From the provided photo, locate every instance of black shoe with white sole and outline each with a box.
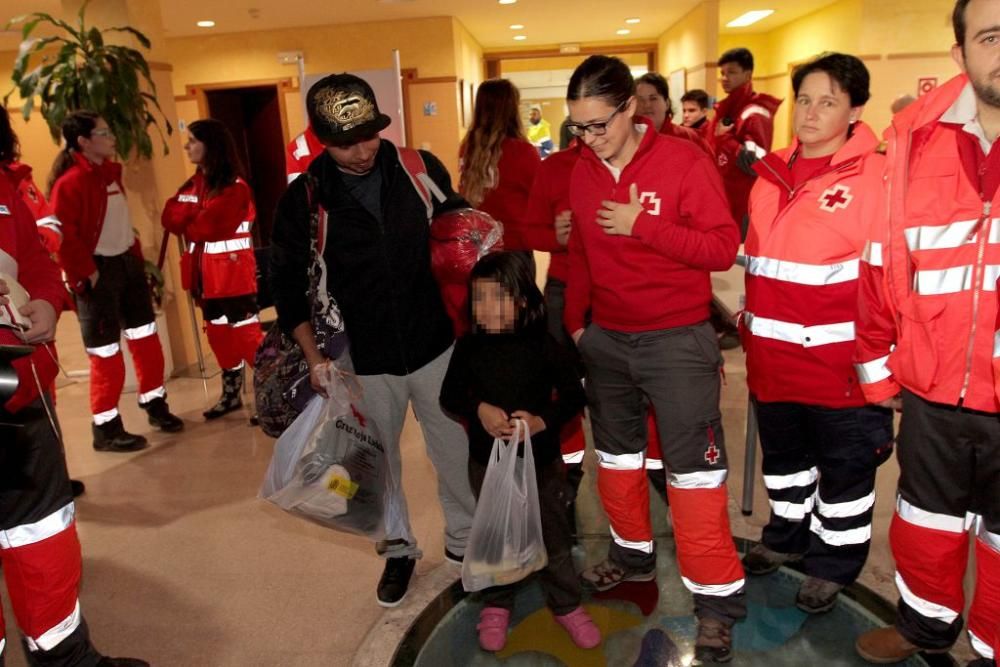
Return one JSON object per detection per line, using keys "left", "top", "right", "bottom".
{"left": 377, "top": 556, "right": 416, "bottom": 607}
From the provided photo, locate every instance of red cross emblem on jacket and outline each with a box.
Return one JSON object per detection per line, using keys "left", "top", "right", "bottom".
{"left": 819, "top": 184, "right": 854, "bottom": 213}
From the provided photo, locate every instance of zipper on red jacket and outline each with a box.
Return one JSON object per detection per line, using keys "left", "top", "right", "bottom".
{"left": 959, "top": 197, "right": 992, "bottom": 402}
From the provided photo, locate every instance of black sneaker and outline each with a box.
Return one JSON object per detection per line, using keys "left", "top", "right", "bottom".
{"left": 377, "top": 557, "right": 416, "bottom": 607}
{"left": 92, "top": 417, "right": 148, "bottom": 452}
{"left": 141, "top": 397, "right": 184, "bottom": 433}
{"left": 444, "top": 549, "right": 464, "bottom": 566}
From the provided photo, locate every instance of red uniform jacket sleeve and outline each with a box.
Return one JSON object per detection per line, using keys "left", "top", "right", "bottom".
{"left": 12, "top": 196, "right": 64, "bottom": 312}
{"left": 854, "top": 224, "right": 901, "bottom": 403}
{"left": 564, "top": 210, "right": 592, "bottom": 335}
{"left": 631, "top": 155, "right": 739, "bottom": 271}
{"left": 162, "top": 178, "right": 251, "bottom": 242}
{"left": 50, "top": 173, "right": 97, "bottom": 285}
{"left": 520, "top": 166, "right": 563, "bottom": 253}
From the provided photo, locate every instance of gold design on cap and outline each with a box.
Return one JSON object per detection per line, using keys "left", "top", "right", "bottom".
{"left": 315, "top": 87, "right": 376, "bottom": 132}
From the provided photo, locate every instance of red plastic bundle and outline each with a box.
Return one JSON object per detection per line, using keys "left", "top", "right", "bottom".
{"left": 429, "top": 208, "right": 504, "bottom": 336}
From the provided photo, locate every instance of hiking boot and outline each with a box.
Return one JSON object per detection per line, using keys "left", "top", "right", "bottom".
{"left": 96, "top": 659, "right": 150, "bottom": 667}
{"left": 554, "top": 606, "right": 601, "bottom": 649}
{"left": 742, "top": 542, "right": 802, "bottom": 575}
{"left": 580, "top": 558, "right": 656, "bottom": 592}
{"left": 796, "top": 576, "right": 844, "bottom": 614}
{"left": 376, "top": 556, "right": 416, "bottom": 607}
{"left": 141, "top": 397, "right": 184, "bottom": 433}
{"left": 92, "top": 417, "right": 148, "bottom": 452}
{"left": 694, "top": 616, "right": 733, "bottom": 663}
{"left": 477, "top": 606, "right": 510, "bottom": 651}
{"left": 203, "top": 368, "right": 243, "bottom": 420}
{"left": 855, "top": 627, "right": 950, "bottom": 664}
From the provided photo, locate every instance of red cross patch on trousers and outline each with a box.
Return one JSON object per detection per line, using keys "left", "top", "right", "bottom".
{"left": 819, "top": 184, "right": 854, "bottom": 213}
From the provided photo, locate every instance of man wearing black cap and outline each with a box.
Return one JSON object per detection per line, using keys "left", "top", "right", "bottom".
{"left": 270, "top": 73, "right": 476, "bottom": 607}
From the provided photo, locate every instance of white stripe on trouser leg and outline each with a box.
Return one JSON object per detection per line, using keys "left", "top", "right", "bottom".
{"left": 896, "top": 495, "right": 973, "bottom": 533}
{"left": 562, "top": 451, "right": 584, "bottom": 465}
{"left": 233, "top": 316, "right": 259, "bottom": 328}
{"left": 681, "top": 577, "right": 746, "bottom": 597}
{"left": 138, "top": 387, "right": 166, "bottom": 405}
{"left": 596, "top": 450, "right": 645, "bottom": 470}
{"left": 969, "top": 631, "right": 995, "bottom": 660}
{"left": 0, "top": 637, "right": 5, "bottom": 656}
{"left": 209, "top": 315, "right": 229, "bottom": 325}
{"left": 0, "top": 503, "right": 75, "bottom": 549}
{"left": 122, "top": 322, "right": 157, "bottom": 340}
{"left": 817, "top": 492, "right": 875, "bottom": 518}
{"left": 895, "top": 572, "right": 961, "bottom": 624}
{"left": 609, "top": 526, "right": 654, "bottom": 554}
{"left": 645, "top": 457, "right": 664, "bottom": 470}
{"left": 24, "top": 600, "right": 81, "bottom": 652}
{"left": 226, "top": 360, "right": 246, "bottom": 372}
{"left": 770, "top": 496, "right": 815, "bottom": 520}
{"left": 810, "top": 515, "right": 871, "bottom": 546}
{"left": 669, "top": 470, "right": 728, "bottom": 489}
{"left": 763, "top": 467, "right": 818, "bottom": 491}
{"left": 975, "top": 516, "right": 1000, "bottom": 553}
{"left": 85, "top": 342, "right": 120, "bottom": 358}
{"left": 93, "top": 408, "right": 119, "bottom": 425}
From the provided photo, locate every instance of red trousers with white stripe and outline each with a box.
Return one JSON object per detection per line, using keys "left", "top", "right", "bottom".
{"left": 891, "top": 390, "right": 1000, "bottom": 659}
{"left": 201, "top": 295, "right": 264, "bottom": 371}
{"left": 0, "top": 399, "right": 102, "bottom": 665}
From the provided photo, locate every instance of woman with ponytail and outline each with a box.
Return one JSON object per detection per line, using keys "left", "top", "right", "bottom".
{"left": 49, "top": 110, "right": 183, "bottom": 452}
{"left": 162, "top": 119, "right": 262, "bottom": 419}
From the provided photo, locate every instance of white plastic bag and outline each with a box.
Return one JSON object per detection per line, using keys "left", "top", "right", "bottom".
{"left": 260, "top": 363, "right": 387, "bottom": 539}
{"left": 462, "top": 420, "right": 548, "bottom": 592}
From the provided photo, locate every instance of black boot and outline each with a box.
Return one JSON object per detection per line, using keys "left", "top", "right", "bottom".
{"left": 203, "top": 367, "right": 243, "bottom": 420}
{"left": 141, "top": 396, "right": 184, "bottom": 432}
{"left": 92, "top": 416, "right": 148, "bottom": 452}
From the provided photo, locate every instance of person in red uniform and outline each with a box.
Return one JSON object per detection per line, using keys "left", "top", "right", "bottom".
{"left": 854, "top": 1, "right": 1000, "bottom": 664}
{"left": 564, "top": 55, "right": 743, "bottom": 662}
{"left": 0, "top": 109, "right": 147, "bottom": 667}
{"left": 48, "top": 111, "right": 183, "bottom": 452}
{"left": 459, "top": 79, "right": 541, "bottom": 258}
{"left": 162, "top": 119, "right": 263, "bottom": 419}
{"left": 709, "top": 48, "right": 783, "bottom": 234}
{"left": 740, "top": 53, "right": 893, "bottom": 615}
{"left": 681, "top": 89, "right": 712, "bottom": 136}
{"left": 635, "top": 72, "right": 713, "bottom": 156}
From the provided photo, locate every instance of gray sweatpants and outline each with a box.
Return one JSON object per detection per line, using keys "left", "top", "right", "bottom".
{"left": 358, "top": 345, "right": 476, "bottom": 559}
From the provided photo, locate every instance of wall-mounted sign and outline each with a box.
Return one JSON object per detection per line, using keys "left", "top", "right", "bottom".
{"left": 918, "top": 77, "right": 938, "bottom": 96}
{"left": 423, "top": 101, "right": 438, "bottom": 117}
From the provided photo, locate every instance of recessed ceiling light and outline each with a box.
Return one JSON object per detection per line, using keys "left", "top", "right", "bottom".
{"left": 513, "top": 34, "right": 527, "bottom": 40}
{"left": 616, "top": 28, "right": 631, "bottom": 35}
{"left": 509, "top": 24, "right": 524, "bottom": 29}
{"left": 726, "top": 9, "right": 774, "bottom": 27}
{"left": 196, "top": 20, "right": 215, "bottom": 28}
{"left": 498, "top": 0, "right": 517, "bottom": 5}
{"left": 625, "top": 17, "right": 640, "bottom": 24}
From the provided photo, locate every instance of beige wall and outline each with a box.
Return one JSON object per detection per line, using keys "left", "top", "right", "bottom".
{"left": 657, "top": 0, "right": 720, "bottom": 94}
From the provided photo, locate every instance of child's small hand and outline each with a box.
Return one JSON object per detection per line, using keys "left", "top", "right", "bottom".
{"left": 478, "top": 402, "right": 514, "bottom": 439}
{"left": 510, "top": 411, "right": 546, "bottom": 436}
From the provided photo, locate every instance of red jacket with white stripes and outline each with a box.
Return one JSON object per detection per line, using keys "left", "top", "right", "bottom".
{"left": 856, "top": 74, "right": 1000, "bottom": 413}
{"left": 50, "top": 153, "right": 141, "bottom": 288}
{"left": 523, "top": 144, "right": 581, "bottom": 283}
{"left": 0, "top": 165, "right": 63, "bottom": 412}
{"left": 709, "top": 84, "right": 782, "bottom": 224}
{"left": 285, "top": 127, "right": 324, "bottom": 184}
{"left": 161, "top": 171, "right": 257, "bottom": 299}
{"left": 744, "top": 123, "right": 883, "bottom": 407}
{"left": 565, "top": 120, "right": 739, "bottom": 335}
{"left": 5, "top": 162, "right": 61, "bottom": 254}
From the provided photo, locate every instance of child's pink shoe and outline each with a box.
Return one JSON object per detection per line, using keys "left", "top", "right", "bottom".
{"left": 477, "top": 606, "right": 511, "bottom": 651}
{"left": 555, "top": 606, "right": 602, "bottom": 649}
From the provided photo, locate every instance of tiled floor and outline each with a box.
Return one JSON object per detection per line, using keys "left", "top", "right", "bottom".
{"left": 0, "top": 286, "right": 978, "bottom": 666}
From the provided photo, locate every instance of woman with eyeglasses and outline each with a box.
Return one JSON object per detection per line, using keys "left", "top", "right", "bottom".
{"left": 459, "top": 79, "right": 541, "bottom": 263}
{"left": 162, "top": 119, "right": 263, "bottom": 420}
{"left": 563, "top": 55, "right": 743, "bottom": 663}
{"left": 49, "top": 111, "right": 184, "bottom": 452}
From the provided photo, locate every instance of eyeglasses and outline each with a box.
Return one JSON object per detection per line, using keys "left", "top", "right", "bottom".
{"left": 565, "top": 100, "right": 627, "bottom": 137}
{"left": 90, "top": 129, "right": 113, "bottom": 138}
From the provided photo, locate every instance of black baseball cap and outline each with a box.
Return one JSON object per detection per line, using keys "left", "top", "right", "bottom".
{"left": 306, "top": 73, "right": 391, "bottom": 146}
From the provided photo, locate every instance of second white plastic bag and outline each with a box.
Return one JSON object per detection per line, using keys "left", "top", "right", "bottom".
{"left": 462, "top": 420, "right": 548, "bottom": 592}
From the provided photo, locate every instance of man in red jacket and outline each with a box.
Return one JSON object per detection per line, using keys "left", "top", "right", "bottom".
{"left": 709, "top": 48, "right": 782, "bottom": 236}
{"left": 853, "top": 1, "right": 1000, "bottom": 663}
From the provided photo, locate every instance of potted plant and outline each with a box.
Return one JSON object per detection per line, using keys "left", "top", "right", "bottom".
{"left": 5, "top": 0, "right": 172, "bottom": 159}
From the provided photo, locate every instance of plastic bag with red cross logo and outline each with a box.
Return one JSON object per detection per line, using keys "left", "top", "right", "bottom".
{"left": 260, "top": 359, "right": 389, "bottom": 539}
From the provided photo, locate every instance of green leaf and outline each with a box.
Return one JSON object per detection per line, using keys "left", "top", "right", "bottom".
{"left": 103, "top": 26, "right": 151, "bottom": 49}
{"left": 87, "top": 27, "right": 103, "bottom": 48}
{"left": 20, "top": 95, "right": 34, "bottom": 121}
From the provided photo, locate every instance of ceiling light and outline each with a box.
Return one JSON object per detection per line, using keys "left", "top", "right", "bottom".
{"left": 509, "top": 24, "right": 524, "bottom": 29}
{"left": 498, "top": 0, "right": 517, "bottom": 5}
{"left": 625, "top": 17, "right": 640, "bottom": 24}
{"left": 726, "top": 10, "right": 775, "bottom": 27}
{"left": 616, "top": 28, "right": 631, "bottom": 35}
{"left": 513, "top": 35, "right": 527, "bottom": 40}
{"left": 196, "top": 20, "right": 215, "bottom": 28}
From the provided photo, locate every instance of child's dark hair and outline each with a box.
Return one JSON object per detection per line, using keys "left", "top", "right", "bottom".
{"left": 791, "top": 52, "right": 871, "bottom": 107}
{"left": 567, "top": 55, "right": 635, "bottom": 108}
{"left": 470, "top": 251, "right": 546, "bottom": 334}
